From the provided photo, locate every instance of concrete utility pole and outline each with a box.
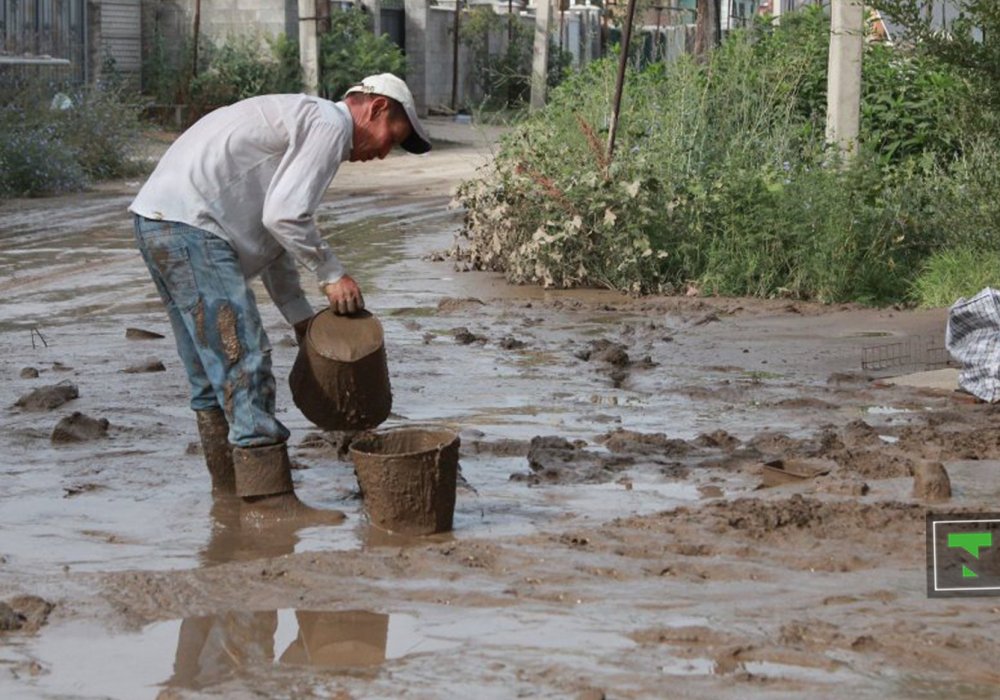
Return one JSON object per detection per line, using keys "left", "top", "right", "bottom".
{"left": 825, "top": 0, "right": 864, "bottom": 159}
{"left": 370, "top": 0, "right": 382, "bottom": 37}
{"left": 299, "top": 0, "right": 320, "bottom": 95}
{"left": 530, "top": 0, "right": 552, "bottom": 110}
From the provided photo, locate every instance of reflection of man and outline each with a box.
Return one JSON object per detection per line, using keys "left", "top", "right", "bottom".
{"left": 280, "top": 610, "right": 389, "bottom": 668}
{"left": 129, "top": 74, "right": 431, "bottom": 528}
{"left": 165, "top": 611, "right": 277, "bottom": 691}
{"left": 162, "top": 610, "right": 390, "bottom": 691}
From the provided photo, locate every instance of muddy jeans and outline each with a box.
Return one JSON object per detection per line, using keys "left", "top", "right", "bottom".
{"left": 132, "top": 215, "right": 289, "bottom": 448}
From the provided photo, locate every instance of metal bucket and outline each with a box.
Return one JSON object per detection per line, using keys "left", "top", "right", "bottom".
{"left": 349, "top": 427, "right": 460, "bottom": 535}
{"left": 288, "top": 309, "right": 392, "bottom": 431}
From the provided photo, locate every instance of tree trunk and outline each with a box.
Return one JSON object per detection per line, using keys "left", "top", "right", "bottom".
{"left": 694, "top": 0, "right": 720, "bottom": 61}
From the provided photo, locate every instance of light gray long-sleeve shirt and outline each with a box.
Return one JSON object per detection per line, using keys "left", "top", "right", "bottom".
{"left": 129, "top": 94, "right": 354, "bottom": 325}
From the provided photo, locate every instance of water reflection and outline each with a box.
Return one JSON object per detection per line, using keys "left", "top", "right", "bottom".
{"left": 164, "top": 610, "right": 389, "bottom": 691}
{"left": 360, "top": 522, "right": 454, "bottom": 550}
{"left": 198, "top": 500, "right": 300, "bottom": 565}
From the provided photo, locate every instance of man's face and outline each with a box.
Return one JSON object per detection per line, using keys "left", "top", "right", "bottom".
{"left": 350, "top": 96, "right": 413, "bottom": 163}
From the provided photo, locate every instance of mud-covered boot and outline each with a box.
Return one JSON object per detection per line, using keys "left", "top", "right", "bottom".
{"left": 195, "top": 408, "right": 236, "bottom": 497}
{"left": 232, "top": 443, "right": 345, "bottom": 527}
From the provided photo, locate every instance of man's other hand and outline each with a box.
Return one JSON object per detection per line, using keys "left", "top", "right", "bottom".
{"left": 322, "top": 275, "right": 365, "bottom": 315}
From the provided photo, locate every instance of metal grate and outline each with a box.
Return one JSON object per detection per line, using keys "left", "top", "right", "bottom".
{"left": 861, "top": 334, "right": 957, "bottom": 377}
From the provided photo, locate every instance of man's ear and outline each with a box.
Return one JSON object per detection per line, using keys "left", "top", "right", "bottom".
{"left": 370, "top": 96, "right": 391, "bottom": 120}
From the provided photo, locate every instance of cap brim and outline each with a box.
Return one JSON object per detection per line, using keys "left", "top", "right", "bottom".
{"left": 401, "top": 130, "right": 432, "bottom": 154}
{"left": 400, "top": 104, "right": 432, "bottom": 154}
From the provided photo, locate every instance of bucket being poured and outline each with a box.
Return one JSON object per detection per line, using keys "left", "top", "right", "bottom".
{"left": 288, "top": 309, "right": 392, "bottom": 431}
{"left": 349, "top": 427, "right": 460, "bottom": 535}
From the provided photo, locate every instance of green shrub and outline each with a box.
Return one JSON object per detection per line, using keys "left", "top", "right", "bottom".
{"left": 318, "top": 8, "right": 406, "bottom": 100}
{"left": 191, "top": 34, "right": 302, "bottom": 110}
{"left": 454, "top": 6, "right": 1000, "bottom": 304}
{"left": 53, "top": 87, "right": 143, "bottom": 179}
{"left": 0, "top": 79, "right": 141, "bottom": 197}
{"left": 0, "top": 125, "right": 86, "bottom": 197}
{"left": 143, "top": 31, "right": 301, "bottom": 116}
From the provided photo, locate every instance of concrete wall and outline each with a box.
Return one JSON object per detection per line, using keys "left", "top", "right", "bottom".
{"left": 423, "top": 5, "right": 474, "bottom": 111}
{"left": 174, "top": 0, "right": 291, "bottom": 41}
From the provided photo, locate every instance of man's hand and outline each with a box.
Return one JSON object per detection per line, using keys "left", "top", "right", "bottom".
{"left": 322, "top": 275, "right": 365, "bottom": 316}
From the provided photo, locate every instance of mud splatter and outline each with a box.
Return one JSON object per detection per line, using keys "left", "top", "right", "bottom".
{"left": 150, "top": 246, "right": 171, "bottom": 277}
{"left": 217, "top": 303, "right": 241, "bottom": 365}
{"left": 193, "top": 297, "right": 207, "bottom": 346}
{"left": 223, "top": 381, "right": 234, "bottom": 421}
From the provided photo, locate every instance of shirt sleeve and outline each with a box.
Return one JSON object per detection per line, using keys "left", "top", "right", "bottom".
{"left": 259, "top": 250, "right": 315, "bottom": 325}
{"left": 260, "top": 103, "right": 351, "bottom": 287}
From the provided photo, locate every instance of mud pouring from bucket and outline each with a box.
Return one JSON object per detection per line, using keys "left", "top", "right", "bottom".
{"left": 349, "top": 427, "right": 460, "bottom": 536}
{"left": 289, "top": 309, "right": 392, "bottom": 431}
{"left": 289, "top": 309, "right": 460, "bottom": 535}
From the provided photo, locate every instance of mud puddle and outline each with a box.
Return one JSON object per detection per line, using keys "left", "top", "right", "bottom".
{"left": 6, "top": 136, "right": 1000, "bottom": 698}
{"left": 6, "top": 605, "right": 638, "bottom": 699}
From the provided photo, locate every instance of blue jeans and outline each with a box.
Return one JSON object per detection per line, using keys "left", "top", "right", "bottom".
{"left": 133, "top": 215, "right": 289, "bottom": 448}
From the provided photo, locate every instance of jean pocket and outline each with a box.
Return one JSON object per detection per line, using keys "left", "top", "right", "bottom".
{"left": 146, "top": 239, "right": 201, "bottom": 312}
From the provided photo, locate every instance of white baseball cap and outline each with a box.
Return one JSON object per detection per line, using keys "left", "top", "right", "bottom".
{"left": 344, "top": 73, "right": 432, "bottom": 154}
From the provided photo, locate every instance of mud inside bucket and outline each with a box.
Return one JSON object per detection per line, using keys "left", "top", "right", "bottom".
{"left": 349, "top": 427, "right": 460, "bottom": 536}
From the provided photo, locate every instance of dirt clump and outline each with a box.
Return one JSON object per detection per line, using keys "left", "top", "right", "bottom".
{"left": 599, "top": 428, "right": 692, "bottom": 458}
{"left": 437, "top": 297, "right": 485, "bottom": 313}
{"left": 622, "top": 495, "right": 926, "bottom": 546}
{"left": 462, "top": 435, "right": 531, "bottom": 457}
{"left": 513, "top": 435, "right": 633, "bottom": 485}
{"left": 745, "top": 431, "right": 808, "bottom": 458}
{"left": 0, "top": 595, "right": 54, "bottom": 633}
{"left": 896, "top": 423, "right": 1000, "bottom": 460}
{"left": 498, "top": 335, "right": 526, "bottom": 350}
{"left": 717, "top": 496, "right": 925, "bottom": 541}
{"left": 14, "top": 381, "right": 78, "bottom": 411}
{"left": 51, "top": 412, "right": 110, "bottom": 442}
{"left": 575, "top": 339, "right": 629, "bottom": 366}
{"left": 694, "top": 430, "right": 741, "bottom": 451}
{"left": 19, "top": 367, "right": 39, "bottom": 379}
{"left": 125, "top": 327, "right": 165, "bottom": 340}
{"left": 123, "top": 358, "right": 166, "bottom": 373}
{"left": 452, "top": 326, "right": 487, "bottom": 345}
{"left": 831, "top": 447, "right": 915, "bottom": 479}
{"left": 912, "top": 461, "right": 951, "bottom": 501}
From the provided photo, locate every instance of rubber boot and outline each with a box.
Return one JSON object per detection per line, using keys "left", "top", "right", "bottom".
{"left": 195, "top": 408, "right": 236, "bottom": 497}
{"left": 232, "top": 443, "right": 345, "bottom": 526}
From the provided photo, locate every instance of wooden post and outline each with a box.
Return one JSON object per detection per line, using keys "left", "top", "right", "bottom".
{"left": 192, "top": 0, "right": 201, "bottom": 77}
{"left": 606, "top": 0, "right": 638, "bottom": 159}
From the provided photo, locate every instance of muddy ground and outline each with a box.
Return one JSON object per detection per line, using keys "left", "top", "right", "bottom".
{"left": 2, "top": 120, "right": 999, "bottom": 700}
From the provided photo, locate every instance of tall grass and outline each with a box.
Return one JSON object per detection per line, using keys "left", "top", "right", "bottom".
{"left": 911, "top": 248, "right": 1000, "bottom": 308}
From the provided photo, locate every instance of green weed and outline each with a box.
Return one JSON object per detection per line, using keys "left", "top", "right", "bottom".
{"left": 911, "top": 248, "right": 1000, "bottom": 309}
